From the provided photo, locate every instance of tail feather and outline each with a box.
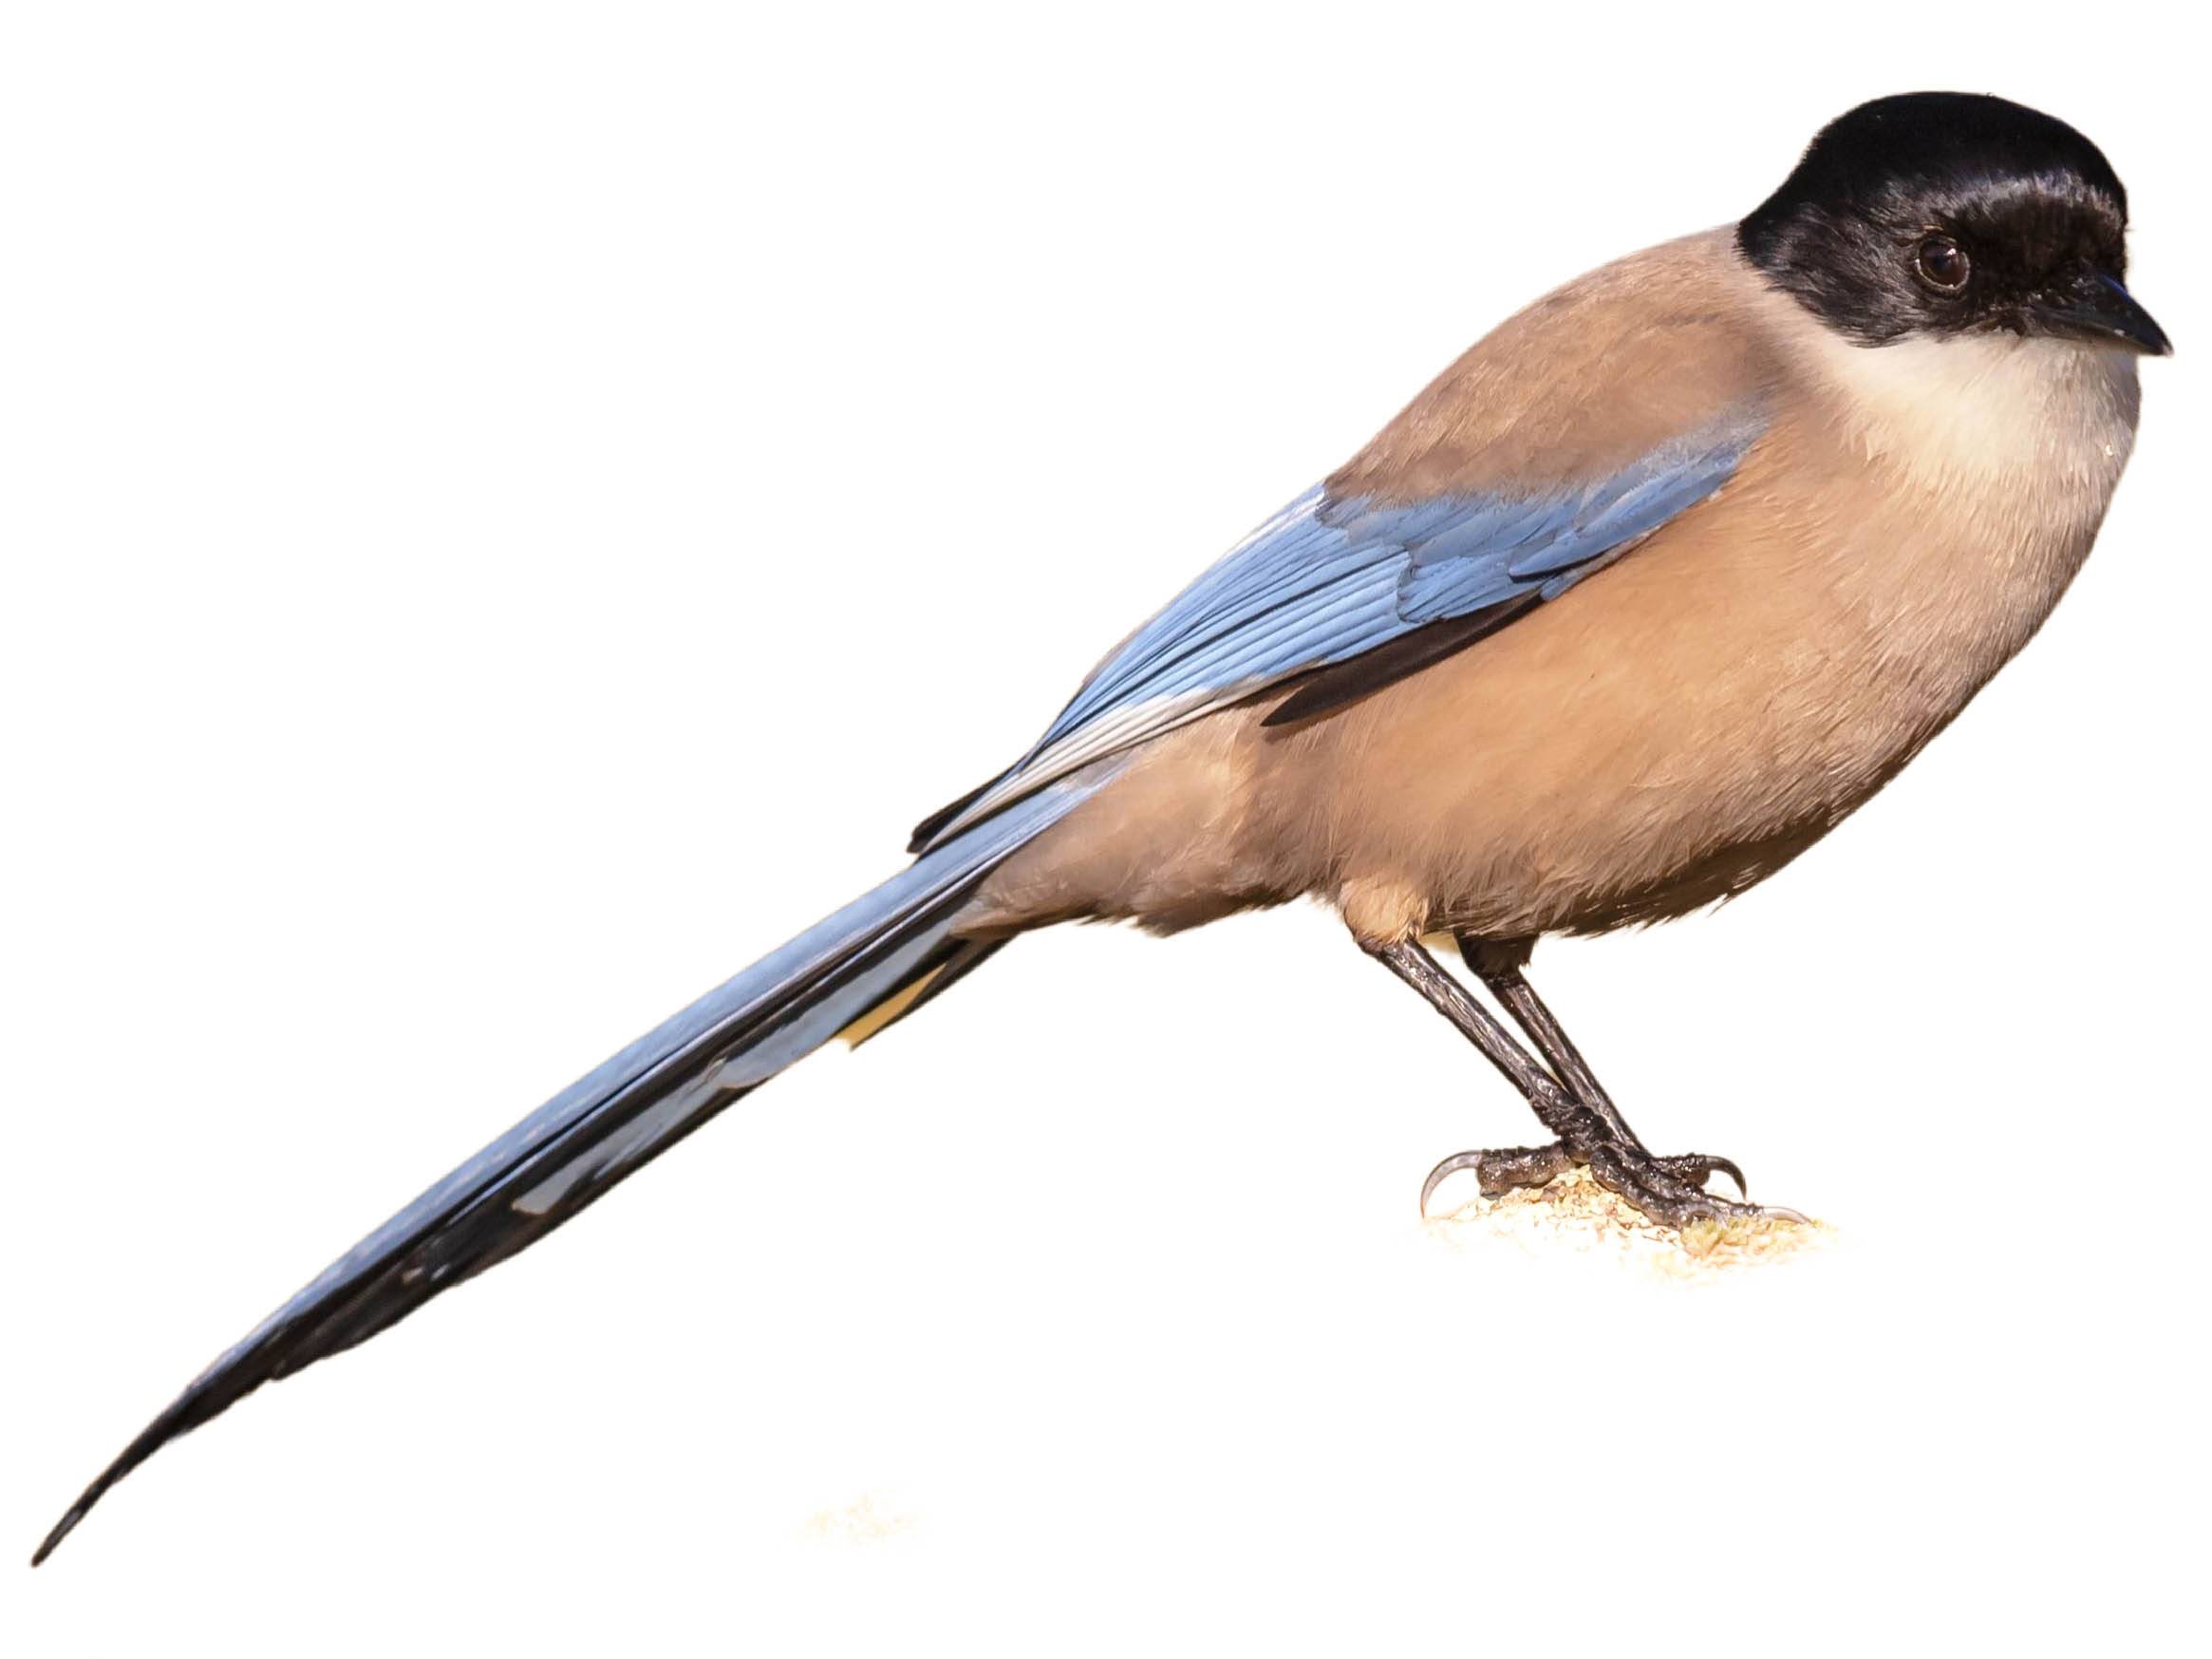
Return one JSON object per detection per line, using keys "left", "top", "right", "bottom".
{"left": 837, "top": 937, "right": 1008, "bottom": 1050}
{"left": 33, "top": 765, "right": 1116, "bottom": 1566}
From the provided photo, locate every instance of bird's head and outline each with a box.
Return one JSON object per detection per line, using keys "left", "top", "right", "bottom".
{"left": 1738, "top": 92, "right": 2169, "bottom": 357}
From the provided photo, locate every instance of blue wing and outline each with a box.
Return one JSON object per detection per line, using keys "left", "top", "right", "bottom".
{"left": 916, "top": 406, "right": 1766, "bottom": 850}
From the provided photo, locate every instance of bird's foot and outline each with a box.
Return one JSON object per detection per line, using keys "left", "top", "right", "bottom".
{"left": 1420, "top": 1128, "right": 1806, "bottom": 1229}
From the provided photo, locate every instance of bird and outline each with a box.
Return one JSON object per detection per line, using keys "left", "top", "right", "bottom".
{"left": 34, "top": 90, "right": 2167, "bottom": 1565}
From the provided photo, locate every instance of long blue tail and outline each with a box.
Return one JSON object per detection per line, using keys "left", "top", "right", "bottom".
{"left": 33, "top": 768, "right": 1115, "bottom": 1564}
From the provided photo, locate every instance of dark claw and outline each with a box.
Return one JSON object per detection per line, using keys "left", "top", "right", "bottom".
{"left": 1656, "top": 1153, "right": 1748, "bottom": 1198}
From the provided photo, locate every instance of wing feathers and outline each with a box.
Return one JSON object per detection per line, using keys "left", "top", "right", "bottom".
{"left": 916, "top": 409, "right": 1763, "bottom": 851}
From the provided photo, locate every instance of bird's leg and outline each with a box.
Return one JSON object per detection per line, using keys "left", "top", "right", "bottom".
{"left": 1362, "top": 935, "right": 1800, "bottom": 1228}
{"left": 1455, "top": 936, "right": 1654, "bottom": 1158}
{"left": 1456, "top": 935, "right": 1748, "bottom": 1201}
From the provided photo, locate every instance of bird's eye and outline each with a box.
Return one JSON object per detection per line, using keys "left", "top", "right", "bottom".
{"left": 1914, "top": 235, "right": 1971, "bottom": 292}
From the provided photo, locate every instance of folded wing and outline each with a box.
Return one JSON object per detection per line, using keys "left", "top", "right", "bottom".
{"left": 912, "top": 407, "right": 1766, "bottom": 853}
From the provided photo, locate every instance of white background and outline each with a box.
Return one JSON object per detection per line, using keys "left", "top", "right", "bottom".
{"left": 3, "top": 4, "right": 2203, "bottom": 1652}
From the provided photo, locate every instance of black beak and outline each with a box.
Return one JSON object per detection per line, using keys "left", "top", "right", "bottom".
{"left": 2028, "top": 266, "right": 2172, "bottom": 356}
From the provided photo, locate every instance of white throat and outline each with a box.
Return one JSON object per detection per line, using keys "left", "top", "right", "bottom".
{"left": 1792, "top": 323, "right": 2141, "bottom": 519}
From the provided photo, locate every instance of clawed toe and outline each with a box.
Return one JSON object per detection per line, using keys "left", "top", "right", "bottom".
{"left": 1422, "top": 1135, "right": 1803, "bottom": 1232}
{"left": 1419, "top": 1141, "right": 1575, "bottom": 1214}
{"left": 1651, "top": 1152, "right": 1747, "bottom": 1198}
